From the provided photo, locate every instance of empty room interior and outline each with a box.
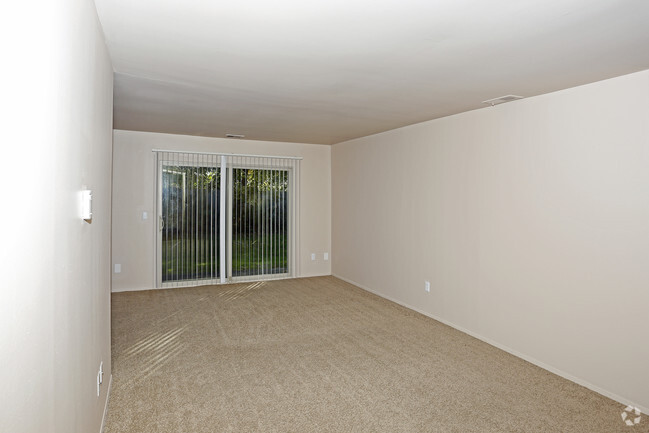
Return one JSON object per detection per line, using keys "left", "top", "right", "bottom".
{"left": 2, "top": 0, "right": 649, "bottom": 432}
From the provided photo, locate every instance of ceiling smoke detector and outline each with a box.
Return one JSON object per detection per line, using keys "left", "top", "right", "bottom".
{"left": 482, "top": 95, "right": 524, "bottom": 106}
{"left": 225, "top": 133, "right": 245, "bottom": 139}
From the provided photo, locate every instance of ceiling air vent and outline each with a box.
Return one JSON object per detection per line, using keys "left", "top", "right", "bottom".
{"left": 482, "top": 95, "right": 524, "bottom": 106}
{"left": 225, "top": 134, "right": 245, "bottom": 139}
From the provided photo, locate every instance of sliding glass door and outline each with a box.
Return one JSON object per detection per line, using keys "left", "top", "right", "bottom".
{"left": 231, "top": 168, "right": 288, "bottom": 277}
{"left": 155, "top": 151, "right": 299, "bottom": 288}
{"left": 160, "top": 164, "right": 220, "bottom": 284}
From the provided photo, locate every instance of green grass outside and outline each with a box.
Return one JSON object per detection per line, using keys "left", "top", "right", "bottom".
{"left": 162, "top": 234, "right": 287, "bottom": 282}
{"left": 231, "top": 233, "right": 287, "bottom": 276}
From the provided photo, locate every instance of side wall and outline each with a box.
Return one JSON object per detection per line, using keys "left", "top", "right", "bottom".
{"left": 332, "top": 70, "right": 649, "bottom": 411}
{"left": 111, "top": 130, "right": 331, "bottom": 292}
{"left": 0, "top": 1, "right": 114, "bottom": 432}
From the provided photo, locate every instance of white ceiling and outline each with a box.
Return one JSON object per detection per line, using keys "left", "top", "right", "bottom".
{"left": 95, "top": 0, "right": 649, "bottom": 145}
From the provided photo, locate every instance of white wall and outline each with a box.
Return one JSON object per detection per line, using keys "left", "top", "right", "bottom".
{"left": 0, "top": 1, "right": 113, "bottom": 433}
{"left": 112, "top": 130, "right": 331, "bottom": 292}
{"left": 332, "top": 70, "right": 649, "bottom": 412}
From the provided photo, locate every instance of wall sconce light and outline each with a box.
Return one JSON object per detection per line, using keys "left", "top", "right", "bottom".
{"left": 81, "top": 190, "right": 92, "bottom": 223}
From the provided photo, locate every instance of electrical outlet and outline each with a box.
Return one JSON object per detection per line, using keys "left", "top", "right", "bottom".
{"left": 323, "top": 252, "right": 329, "bottom": 261}
{"left": 425, "top": 281, "right": 430, "bottom": 293}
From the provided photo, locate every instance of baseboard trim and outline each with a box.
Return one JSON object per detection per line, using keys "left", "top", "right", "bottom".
{"left": 111, "top": 273, "right": 332, "bottom": 293}
{"left": 332, "top": 273, "right": 648, "bottom": 414}
{"left": 100, "top": 374, "right": 113, "bottom": 433}
{"left": 111, "top": 287, "right": 154, "bottom": 293}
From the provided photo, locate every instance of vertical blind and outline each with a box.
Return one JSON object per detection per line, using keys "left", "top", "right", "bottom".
{"left": 155, "top": 150, "right": 301, "bottom": 288}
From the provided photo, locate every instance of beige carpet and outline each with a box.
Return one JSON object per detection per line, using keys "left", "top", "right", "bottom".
{"left": 105, "top": 276, "right": 638, "bottom": 432}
